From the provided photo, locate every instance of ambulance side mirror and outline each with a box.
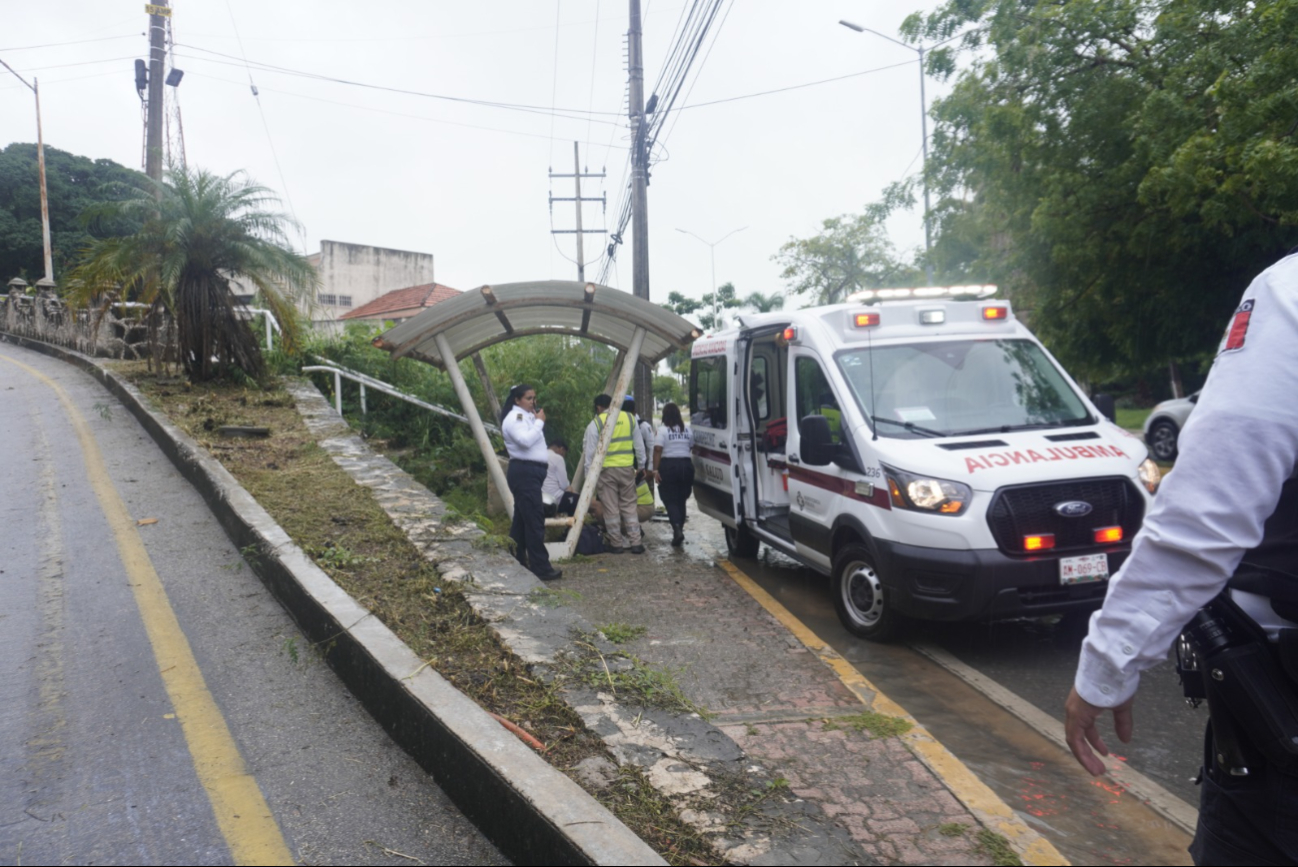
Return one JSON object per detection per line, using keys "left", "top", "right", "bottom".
{"left": 1091, "top": 393, "right": 1116, "bottom": 423}
{"left": 800, "top": 415, "right": 833, "bottom": 466}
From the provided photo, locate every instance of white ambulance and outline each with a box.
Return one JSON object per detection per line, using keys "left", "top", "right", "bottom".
{"left": 689, "top": 298, "right": 1161, "bottom": 640}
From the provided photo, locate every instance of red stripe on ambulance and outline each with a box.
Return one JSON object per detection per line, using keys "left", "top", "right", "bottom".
{"left": 965, "top": 444, "right": 1130, "bottom": 474}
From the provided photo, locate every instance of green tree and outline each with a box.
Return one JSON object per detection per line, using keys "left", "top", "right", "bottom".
{"left": 743, "top": 290, "right": 785, "bottom": 313}
{"left": 71, "top": 166, "right": 315, "bottom": 381}
{"left": 0, "top": 144, "right": 147, "bottom": 282}
{"left": 774, "top": 212, "right": 920, "bottom": 306}
{"left": 907, "top": 0, "right": 1298, "bottom": 380}
{"left": 665, "top": 284, "right": 740, "bottom": 331}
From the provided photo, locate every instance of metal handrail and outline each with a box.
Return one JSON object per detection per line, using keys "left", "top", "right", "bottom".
{"left": 303, "top": 357, "right": 501, "bottom": 436}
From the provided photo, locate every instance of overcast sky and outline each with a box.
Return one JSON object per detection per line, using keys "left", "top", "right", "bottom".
{"left": 2, "top": 0, "right": 954, "bottom": 313}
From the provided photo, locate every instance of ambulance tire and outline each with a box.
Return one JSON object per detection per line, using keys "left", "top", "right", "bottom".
{"left": 725, "top": 522, "right": 760, "bottom": 559}
{"left": 832, "top": 544, "right": 905, "bottom": 642}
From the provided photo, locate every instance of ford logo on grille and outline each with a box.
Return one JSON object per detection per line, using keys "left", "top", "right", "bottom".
{"left": 1054, "top": 500, "right": 1093, "bottom": 518}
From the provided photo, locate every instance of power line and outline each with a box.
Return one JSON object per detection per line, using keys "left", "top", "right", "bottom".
{"left": 548, "top": 0, "right": 563, "bottom": 165}
{"left": 223, "top": 0, "right": 301, "bottom": 244}
{"left": 673, "top": 58, "right": 918, "bottom": 111}
{"left": 1, "top": 54, "right": 142, "bottom": 74}
{"left": 173, "top": 42, "right": 626, "bottom": 121}
{"left": 0, "top": 34, "right": 140, "bottom": 52}
{"left": 187, "top": 71, "right": 629, "bottom": 146}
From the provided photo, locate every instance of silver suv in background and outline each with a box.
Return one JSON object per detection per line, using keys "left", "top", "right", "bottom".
{"left": 1143, "top": 391, "right": 1200, "bottom": 462}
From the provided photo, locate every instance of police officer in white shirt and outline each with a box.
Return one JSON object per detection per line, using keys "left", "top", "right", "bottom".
{"left": 1065, "top": 252, "right": 1298, "bottom": 864}
{"left": 501, "top": 384, "right": 560, "bottom": 581}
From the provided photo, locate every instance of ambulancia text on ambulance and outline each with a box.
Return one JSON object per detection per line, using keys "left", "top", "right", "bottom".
{"left": 689, "top": 291, "right": 1161, "bottom": 640}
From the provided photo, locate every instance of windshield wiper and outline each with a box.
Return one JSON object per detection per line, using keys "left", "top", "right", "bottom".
{"left": 871, "top": 416, "right": 945, "bottom": 438}
{"left": 949, "top": 420, "right": 1089, "bottom": 436}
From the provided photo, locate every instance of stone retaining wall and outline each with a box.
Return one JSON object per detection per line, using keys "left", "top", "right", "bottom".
{"left": 2, "top": 281, "right": 174, "bottom": 360}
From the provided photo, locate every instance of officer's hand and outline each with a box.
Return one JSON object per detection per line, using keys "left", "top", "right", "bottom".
{"left": 1064, "top": 686, "right": 1135, "bottom": 776}
{"left": 536, "top": 408, "right": 547, "bottom": 422}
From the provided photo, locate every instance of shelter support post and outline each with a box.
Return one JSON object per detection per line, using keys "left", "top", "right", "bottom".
{"left": 569, "top": 349, "right": 626, "bottom": 494}
{"left": 435, "top": 332, "right": 514, "bottom": 517}
{"left": 559, "top": 328, "right": 645, "bottom": 560}
{"left": 471, "top": 352, "right": 502, "bottom": 422}
{"left": 332, "top": 370, "right": 342, "bottom": 414}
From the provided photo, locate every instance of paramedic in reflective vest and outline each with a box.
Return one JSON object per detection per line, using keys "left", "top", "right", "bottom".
{"left": 1065, "top": 252, "right": 1298, "bottom": 865}
{"left": 501, "top": 384, "right": 561, "bottom": 581}
{"left": 582, "top": 393, "right": 646, "bottom": 554}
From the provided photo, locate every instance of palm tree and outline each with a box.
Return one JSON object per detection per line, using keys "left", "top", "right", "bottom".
{"left": 71, "top": 166, "right": 316, "bottom": 381}
{"left": 743, "top": 290, "right": 785, "bottom": 313}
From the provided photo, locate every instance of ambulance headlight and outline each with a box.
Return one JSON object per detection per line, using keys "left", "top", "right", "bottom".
{"left": 1139, "top": 458, "right": 1161, "bottom": 495}
{"left": 883, "top": 464, "right": 972, "bottom": 516}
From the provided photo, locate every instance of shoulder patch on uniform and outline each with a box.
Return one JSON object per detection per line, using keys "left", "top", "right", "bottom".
{"left": 1222, "top": 298, "right": 1254, "bottom": 353}
{"left": 516, "top": 412, "right": 524, "bottom": 420}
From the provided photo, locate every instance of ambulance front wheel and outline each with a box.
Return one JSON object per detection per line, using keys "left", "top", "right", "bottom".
{"left": 725, "top": 522, "right": 760, "bottom": 558}
{"left": 832, "top": 544, "right": 906, "bottom": 642}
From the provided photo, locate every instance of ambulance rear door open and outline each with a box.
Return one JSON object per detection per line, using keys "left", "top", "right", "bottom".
{"left": 739, "top": 327, "right": 794, "bottom": 544}
{"left": 690, "top": 335, "right": 742, "bottom": 526}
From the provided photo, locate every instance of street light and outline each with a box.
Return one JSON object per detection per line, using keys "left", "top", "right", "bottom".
{"left": 0, "top": 57, "right": 53, "bottom": 282}
{"left": 675, "top": 226, "right": 747, "bottom": 331}
{"left": 840, "top": 19, "right": 934, "bottom": 285}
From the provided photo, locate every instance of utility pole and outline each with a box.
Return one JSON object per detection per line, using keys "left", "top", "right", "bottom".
{"left": 0, "top": 58, "right": 54, "bottom": 282}
{"left": 145, "top": 1, "right": 170, "bottom": 193}
{"left": 549, "top": 142, "right": 606, "bottom": 282}
{"left": 628, "top": 0, "right": 652, "bottom": 411}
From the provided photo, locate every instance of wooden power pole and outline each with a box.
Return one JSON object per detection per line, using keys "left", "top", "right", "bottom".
{"left": 549, "top": 142, "right": 606, "bottom": 282}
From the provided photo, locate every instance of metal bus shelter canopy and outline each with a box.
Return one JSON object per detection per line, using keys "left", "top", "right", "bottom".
{"left": 370, "top": 280, "right": 700, "bottom": 561}
{"left": 372, "top": 280, "right": 700, "bottom": 368}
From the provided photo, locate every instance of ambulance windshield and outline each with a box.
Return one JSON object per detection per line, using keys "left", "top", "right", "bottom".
{"left": 837, "top": 339, "right": 1092, "bottom": 439}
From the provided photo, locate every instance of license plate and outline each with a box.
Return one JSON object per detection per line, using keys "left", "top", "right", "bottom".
{"left": 1060, "top": 553, "right": 1109, "bottom": 585}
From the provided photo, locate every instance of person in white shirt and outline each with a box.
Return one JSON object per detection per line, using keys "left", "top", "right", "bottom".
{"left": 653, "top": 402, "right": 694, "bottom": 548}
{"left": 500, "top": 384, "right": 560, "bottom": 581}
{"left": 542, "top": 436, "right": 577, "bottom": 516}
{"left": 1065, "top": 252, "right": 1298, "bottom": 864}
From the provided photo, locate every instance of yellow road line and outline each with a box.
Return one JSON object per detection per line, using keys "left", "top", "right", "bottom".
{"left": 2, "top": 353, "right": 295, "bottom": 867}
{"left": 717, "top": 557, "right": 1069, "bottom": 867}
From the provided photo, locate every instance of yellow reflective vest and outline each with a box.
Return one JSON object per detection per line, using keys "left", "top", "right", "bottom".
{"left": 636, "top": 481, "right": 654, "bottom": 506}
{"left": 598, "top": 411, "right": 635, "bottom": 468}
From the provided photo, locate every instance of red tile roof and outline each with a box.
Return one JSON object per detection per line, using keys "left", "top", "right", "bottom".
{"left": 340, "top": 282, "right": 461, "bottom": 321}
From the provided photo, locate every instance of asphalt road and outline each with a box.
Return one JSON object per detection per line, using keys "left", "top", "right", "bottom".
{"left": 693, "top": 514, "right": 1201, "bottom": 866}
{"left": 0, "top": 343, "right": 506, "bottom": 866}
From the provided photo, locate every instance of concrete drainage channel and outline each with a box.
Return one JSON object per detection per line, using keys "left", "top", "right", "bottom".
{"left": 6, "top": 334, "right": 870, "bottom": 866}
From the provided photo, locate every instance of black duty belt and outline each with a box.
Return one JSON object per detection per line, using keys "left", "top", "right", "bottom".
{"left": 1178, "top": 593, "right": 1298, "bottom": 776}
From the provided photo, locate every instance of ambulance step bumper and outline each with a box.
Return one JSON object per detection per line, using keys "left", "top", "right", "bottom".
{"left": 872, "top": 538, "right": 1130, "bottom": 622}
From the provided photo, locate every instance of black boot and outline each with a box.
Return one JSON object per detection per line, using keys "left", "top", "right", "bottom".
{"left": 671, "top": 523, "right": 684, "bottom": 547}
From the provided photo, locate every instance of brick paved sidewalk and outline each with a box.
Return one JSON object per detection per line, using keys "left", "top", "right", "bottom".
{"left": 558, "top": 516, "right": 1002, "bottom": 866}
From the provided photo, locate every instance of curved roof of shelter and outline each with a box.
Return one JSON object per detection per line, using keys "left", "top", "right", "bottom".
{"left": 371, "top": 281, "right": 701, "bottom": 368}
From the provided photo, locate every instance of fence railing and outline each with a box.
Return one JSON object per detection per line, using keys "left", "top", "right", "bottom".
{"left": 302, "top": 356, "right": 501, "bottom": 436}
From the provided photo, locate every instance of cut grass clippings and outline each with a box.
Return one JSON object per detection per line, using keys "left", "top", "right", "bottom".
{"left": 119, "top": 366, "right": 720, "bottom": 867}
{"left": 823, "top": 710, "right": 914, "bottom": 739}
{"left": 975, "top": 829, "right": 1024, "bottom": 866}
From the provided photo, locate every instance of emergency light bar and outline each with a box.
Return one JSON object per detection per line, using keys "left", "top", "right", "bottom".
{"left": 848, "top": 284, "right": 998, "bottom": 302}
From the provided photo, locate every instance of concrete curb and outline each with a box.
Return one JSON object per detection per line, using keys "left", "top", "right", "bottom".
{"left": 0, "top": 333, "right": 664, "bottom": 867}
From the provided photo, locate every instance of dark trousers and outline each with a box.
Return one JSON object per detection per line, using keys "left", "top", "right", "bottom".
{"left": 1190, "top": 721, "right": 1298, "bottom": 865}
{"left": 658, "top": 457, "right": 694, "bottom": 527}
{"left": 507, "top": 460, "right": 552, "bottom": 576}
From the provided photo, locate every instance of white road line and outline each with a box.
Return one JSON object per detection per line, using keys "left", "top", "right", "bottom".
{"left": 909, "top": 640, "right": 1199, "bottom": 837}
